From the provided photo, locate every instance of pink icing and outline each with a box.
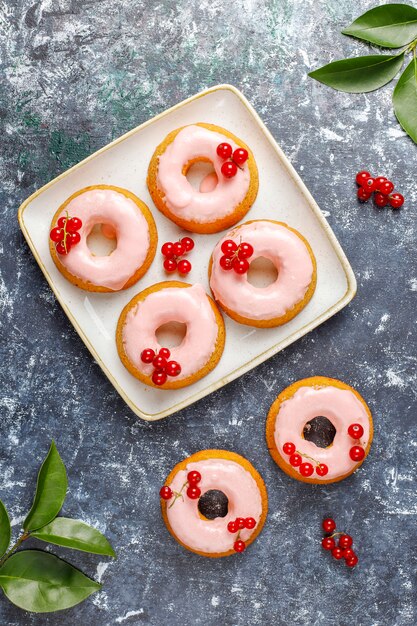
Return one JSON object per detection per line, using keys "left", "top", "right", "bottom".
{"left": 156, "top": 125, "right": 251, "bottom": 223}
{"left": 210, "top": 221, "right": 314, "bottom": 321}
{"left": 56, "top": 188, "right": 152, "bottom": 291}
{"left": 166, "top": 458, "right": 263, "bottom": 554}
{"left": 121, "top": 284, "right": 218, "bottom": 381}
{"left": 274, "top": 385, "right": 371, "bottom": 481}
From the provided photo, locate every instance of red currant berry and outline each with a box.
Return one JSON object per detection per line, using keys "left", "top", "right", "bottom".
{"left": 236, "top": 517, "right": 245, "bottom": 530}
{"left": 322, "top": 518, "right": 336, "bottom": 533}
{"left": 343, "top": 548, "right": 355, "bottom": 560}
{"left": 186, "top": 486, "right": 201, "bottom": 499}
{"left": 349, "top": 446, "right": 365, "bottom": 462}
{"left": 289, "top": 453, "right": 302, "bottom": 467}
{"left": 244, "top": 517, "right": 256, "bottom": 529}
{"left": 355, "top": 171, "right": 371, "bottom": 186}
{"left": 152, "top": 370, "right": 167, "bottom": 386}
{"left": 233, "top": 258, "right": 250, "bottom": 274}
{"left": 374, "top": 192, "right": 389, "bottom": 208}
{"left": 362, "top": 177, "right": 377, "bottom": 192}
{"left": 379, "top": 180, "right": 394, "bottom": 195}
{"left": 299, "top": 462, "right": 314, "bottom": 477}
{"left": 172, "top": 241, "right": 185, "bottom": 256}
{"left": 316, "top": 463, "right": 329, "bottom": 477}
{"left": 163, "top": 258, "right": 177, "bottom": 272}
{"left": 357, "top": 187, "right": 372, "bottom": 202}
{"left": 234, "top": 540, "right": 246, "bottom": 553}
{"left": 332, "top": 547, "right": 344, "bottom": 560}
{"left": 187, "top": 470, "right": 201, "bottom": 485}
{"left": 233, "top": 148, "right": 249, "bottom": 165}
{"left": 181, "top": 236, "right": 194, "bottom": 252}
{"left": 68, "top": 231, "right": 81, "bottom": 245}
{"left": 57, "top": 216, "right": 68, "bottom": 229}
{"left": 140, "top": 348, "right": 155, "bottom": 363}
{"left": 348, "top": 423, "right": 364, "bottom": 439}
{"left": 67, "top": 217, "right": 82, "bottom": 232}
{"left": 166, "top": 361, "right": 181, "bottom": 377}
{"left": 50, "top": 227, "right": 64, "bottom": 242}
{"left": 322, "top": 537, "right": 335, "bottom": 550}
{"left": 346, "top": 554, "right": 358, "bottom": 567}
{"left": 227, "top": 521, "right": 237, "bottom": 533}
{"left": 221, "top": 240, "right": 238, "bottom": 256}
{"left": 238, "top": 242, "right": 254, "bottom": 259}
{"left": 55, "top": 240, "right": 71, "bottom": 255}
{"left": 219, "top": 255, "right": 233, "bottom": 270}
{"left": 338, "top": 534, "right": 353, "bottom": 549}
{"left": 161, "top": 242, "right": 175, "bottom": 258}
{"left": 177, "top": 259, "right": 192, "bottom": 275}
{"left": 158, "top": 348, "right": 171, "bottom": 360}
{"left": 389, "top": 192, "right": 404, "bottom": 209}
{"left": 216, "top": 142, "right": 233, "bottom": 159}
{"left": 221, "top": 161, "right": 238, "bottom": 178}
{"left": 374, "top": 176, "right": 387, "bottom": 190}
{"left": 152, "top": 355, "right": 167, "bottom": 371}
{"left": 159, "top": 486, "right": 173, "bottom": 500}
{"left": 282, "top": 442, "right": 296, "bottom": 455}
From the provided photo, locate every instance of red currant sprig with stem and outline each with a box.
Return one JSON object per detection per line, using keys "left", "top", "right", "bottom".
{"left": 159, "top": 470, "right": 202, "bottom": 508}
{"left": 321, "top": 518, "right": 358, "bottom": 568}
{"left": 140, "top": 347, "right": 181, "bottom": 386}
{"left": 161, "top": 236, "right": 194, "bottom": 275}
{"left": 355, "top": 170, "right": 404, "bottom": 209}
{"left": 219, "top": 237, "right": 254, "bottom": 275}
{"left": 216, "top": 143, "right": 249, "bottom": 179}
{"left": 50, "top": 211, "right": 83, "bottom": 255}
{"left": 282, "top": 442, "right": 328, "bottom": 477}
{"left": 227, "top": 516, "right": 257, "bottom": 553}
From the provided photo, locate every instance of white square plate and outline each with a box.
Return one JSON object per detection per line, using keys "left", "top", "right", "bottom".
{"left": 18, "top": 84, "right": 356, "bottom": 421}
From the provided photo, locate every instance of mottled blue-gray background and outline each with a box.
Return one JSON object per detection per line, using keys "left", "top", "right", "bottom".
{"left": 1, "top": 1, "right": 416, "bottom": 624}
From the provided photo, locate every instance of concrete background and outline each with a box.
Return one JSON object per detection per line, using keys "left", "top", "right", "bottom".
{"left": 0, "top": 1, "right": 416, "bottom": 624}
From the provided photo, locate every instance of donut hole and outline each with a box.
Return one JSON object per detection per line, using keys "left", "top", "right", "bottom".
{"left": 155, "top": 321, "right": 187, "bottom": 348}
{"left": 247, "top": 257, "right": 278, "bottom": 288}
{"left": 198, "top": 490, "right": 229, "bottom": 520}
{"left": 184, "top": 159, "right": 218, "bottom": 193}
{"left": 303, "top": 416, "right": 336, "bottom": 449}
{"left": 86, "top": 224, "right": 117, "bottom": 256}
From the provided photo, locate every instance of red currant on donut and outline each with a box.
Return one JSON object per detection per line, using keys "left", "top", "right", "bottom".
{"left": 289, "top": 453, "right": 302, "bottom": 467}
{"left": 355, "top": 171, "right": 371, "bottom": 186}
{"left": 378, "top": 180, "right": 394, "bottom": 195}
{"left": 161, "top": 242, "right": 175, "bottom": 258}
{"left": 181, "top": 236, "right": 194, "bottom": 252}
{"left": 140, "top": 348, "right": 155, "bottom": 363}
{"left": 389, "top": 192, "right": 404, "bottom": 208}
{"left": 227, "top": 521, "right": 237, "bottom": 533}
{"left": 68, "top": 231, "right": 81, "bottom": 245}
{"left": 357, "top": 187, "right": 372, "bottom": 202}
{"left": 219, "top": 255, "right": 234, "bottom": 270}
{"left": 346, "top": 554, "right": 358, "bottom": 567}
{"left": 299, "top": 462, "right": 314, "bottom": 477}
{"left": 221, "top": 161, "right": 238, "bottom": 178}
{"left": 186, "top": 486, "right": 201, "bottom": 499}
{"left": 322, "top": 537, "right": 335, "bottom": 551}
{"left": 67, "top": 217, "right": 82, "bottom": 232}
{"left": 172, "top": 241, "right": 185, "bottom": 256}
{"left": 316, "top": 463, "right": 328, "bottom": 477}
{"left": 244, "top": 517, "right": 256, "bottom": 529}
{"left": 152, "top": 355, "right": 167, "bottom": 371}
{"left": 50, "top": 227, "right": 64, "bottom": 242}
{"left": 322, "top": 518, "right": 336, "bottom": 533}
{"left": 374, "top": 192, "right": 389, "bottom": 208}
{"left": 152, "top": 370, "right": 167, "bottom": 386}
{"left": 233, "top": 258, "right": 250, "bottom": 274}
{"left": 165, "top": 361, "right": 181, "bottom": 377}
{"left": 338, "top": 534, "right": 353, "bottom": 549}
{"left": 216, "top": 142, "right": 233, "bottom": 159}
{"left": 236, "top": 517, "right": 245, "bottom": 530}
{"left": 163, "top": 258, "right": 177, "bottom": 272}
{"left": 57, "top": 216, "right": 67, "bottom": 229}
{"left": 331, "top": 547, "right": 344, "bottom": 560}
{"left": 158, "top": 348, "right": 171, "bottom": 360}
{"left": 349, "top": 446, "right": 365, "bottom": 462}
{"left": 238, "top": 242, "right": 254, "bottom": 259}
{"left": 348, "top": 423, "right": 364, "bottom": 439}
{"left": 221, "top": 240, "right": 238, "bottom": 256}
{"left": 234, "top": 540, "right": 246, "bottom": 553}
{"left": 56, "top": 240, "right": 71, "bottom": 255}
{"left": 233, "top": 148, "right": 249, "bottom": 165}
{"left": 282, "top": 442, "right": 296, "bottom": 455}
{"left": 177, "top": 259, "right": 192, "bottom": 275}
{"left": 159, "top": 486, "right": 173, "bottom": 500}
{"left": 187, "top": 470, "right": 201, "bottom": 485}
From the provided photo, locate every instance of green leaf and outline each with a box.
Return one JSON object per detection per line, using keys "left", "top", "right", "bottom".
{"left": 31, "top": 518, "right": 116, "bottom": 557}
{"left": 342, "top": 4, "right": 417, "bottom": 48}
{"left": 0, "top": 550, "right": 100, "bottom": 613}
{"left": 24, "top": 441, "right": 68, "bottom": 532}
{"left": 393, "top": 57, "right": 417, "bottom": 143}
{"left": 0, "top": 499, "right": 11, "bottom": 558}
{"left": 309, "top": 53, "right": 404, "bottom": 93}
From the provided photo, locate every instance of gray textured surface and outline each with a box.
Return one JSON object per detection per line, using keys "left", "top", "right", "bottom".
{"left": 1, "top": 0, "right": 416, "bottom": 624}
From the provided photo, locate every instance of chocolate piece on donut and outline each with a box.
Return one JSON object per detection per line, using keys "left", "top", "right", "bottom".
{"left": 198, "top": 489, "right": 229, "bottom": 520}
{"left": 303, "top": 416, "right": 336, "bottom": 449}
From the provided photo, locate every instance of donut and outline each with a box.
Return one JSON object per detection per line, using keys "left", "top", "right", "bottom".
{"left": 49, "top": 185, "right": 157, "bottom": 292}
{"left": 116, "top": 282, "right": 225, "bottom": 389}
{"left": 160, "top": 450, "right": 268, "bottom": 557}
{"left": 266, "top": 377, "right": 373, "bottom": 484}
{"left": 209, "top": 219, "right": 317, "bottom": 327}
{"left": 147, "top": 123, "right": 259, "bottom": 233}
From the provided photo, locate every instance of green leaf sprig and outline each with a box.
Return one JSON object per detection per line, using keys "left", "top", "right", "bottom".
{"left": 308, "top": 3, "right": 417, "bottom": 143}
{"left": 0, "top": 442, "right": 115, "bottom": 613}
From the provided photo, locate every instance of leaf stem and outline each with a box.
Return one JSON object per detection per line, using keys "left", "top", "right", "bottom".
{"left": 0, "top": 532, "right": 30, "bottom": 569}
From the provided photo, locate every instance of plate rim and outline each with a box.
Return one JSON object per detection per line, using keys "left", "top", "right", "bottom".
{"left": 17, "top": 83, "right": 357, "bottom": 421}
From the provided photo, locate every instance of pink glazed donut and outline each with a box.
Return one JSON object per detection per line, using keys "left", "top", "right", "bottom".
{"left": 266, "top": 377, "right": 374, "bottom": 484}
{"left": 160, "top": 450, "right": 268, "bottom": 557}
{"left": 49, "top": 185, "right": 157, "bottom": 292}
{"left": 209, "top": 220, "right": 317, "bottom": 327}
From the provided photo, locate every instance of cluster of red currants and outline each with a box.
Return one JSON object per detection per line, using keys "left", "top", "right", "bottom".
{"left": 219, "top": 239, "right": 254, "bottom": 274}
{"left": 282, "top": 442, "right": 329, "bottom": 477}
{"left": 159, "top": 470, "right": 202, "bottom": 505}
{"left": 322, "top": 518, "right": 358, "bottom": 568}
{"left": 227, "top": 516, "right": 256, "bottom": 553}
{"left": 348, "top": 423, "right": 365, "bottom": 462}
{"left": 49, "top": 214, "right": 83, "bottom": 255}
{"left": 216, "top": 142, "right": 249, "bottom": 178}
{"left": 140, "top": 347, "right": 181, "bottom": 386}
{"left": 161, "top": 236, "right": 194, "bottom": 275}
{"left": 356, "top": 171, "right": 404, "bottom": 208}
